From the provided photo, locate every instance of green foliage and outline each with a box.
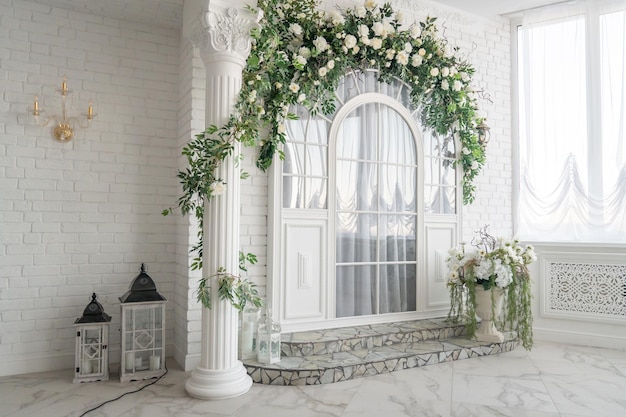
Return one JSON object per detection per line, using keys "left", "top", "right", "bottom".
{"left": 168, "top": 0, "right": 491, "bottom": 309}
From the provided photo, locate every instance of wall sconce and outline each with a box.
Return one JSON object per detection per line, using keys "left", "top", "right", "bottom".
{"left": 477, "top": 120, "right": 490, "bottom": 146}
{"left": 30, "top": 75, "right": 95, "bottom": 142}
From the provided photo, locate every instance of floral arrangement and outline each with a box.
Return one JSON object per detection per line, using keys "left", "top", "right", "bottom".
{"left": 166, "top": 0, "right": 490, "bottom": 309}
{"left": 446, "top": 227, "right": 536, "bottom": 349}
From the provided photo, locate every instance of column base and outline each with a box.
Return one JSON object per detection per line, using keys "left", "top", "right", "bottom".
{"left": 185, "top": 361, "right": 252, "bottom": 400}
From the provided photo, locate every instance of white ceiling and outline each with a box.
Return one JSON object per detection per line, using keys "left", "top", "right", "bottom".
{"left": 31, "top": 0, "right": 563, "bottom": 30}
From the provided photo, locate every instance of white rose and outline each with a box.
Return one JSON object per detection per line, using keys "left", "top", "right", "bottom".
{"left": 471, "top": 160, "right": 479, "bottom": 170}
{"left": 299, "top": 47, "right": 311, "bottom": 59}
{"left": 385, "top": 48, "right": 395, "bottom": 60}
{"left": 295, "top": 55, "right": 307, "bottom": 66}
{"left": 382, "top": 21, "right": 394, "bottom": 37}
{"left": 409, "top": 24, "right": 421, "bottom": 39}
{"left": 404, "top": 42, "right": 413, "bottom": 53}
{"left": 327, "top": 59, "right": 335, "bottom": 69}
{"left": 210, "top": 181, "right": 226, "bottom": 196}
{"left": 327, "top": 10, "right": 345, "bottom": 25}
{"left": 277, "top": 124, "right": 286, "bottom": 134}
{"left": 453, "top": 80, "right": 463, "bottom": 91}
{"left": 289, "top": 83, "right": 300, "bottom": 93}
{"left": 318, "top": 66, "right": 328, "bottom": 77}
{"left": 372, "top": 21, "right": 384, "bottom": 36}
{"left": 313, "top": 36, "right": 329, "bottom": 52}
{"left": 275, "top": 82, "right": 282, "bottom": 89}
{"left": 430, "top": 67, "right": 439, "bottom": 77}
{"left": 441, "top": 67, "right": 450, "bottom": 77}
{"left": 461, "top": 71, "right": 470, "bottom": 82}
{"left": 462, "top": 147, "right": 471, "bottom": 155}
{"left": 395, "top": 11, "right": 404, "bottom": 23}
{"left": 371, "top": 38, "right": 383, "bottom": 50}
{"left": 396, "top": 50, "right": 409, "bottom": 66}
{"left": 441, "top": 79, "right": 449, "bottom": 90}
{"left": 360, "top": 36, "right": 371, "bottom": 46}
{"left": 289, "top": 23, "right": 302, "bottom": 36}
{"left": 344, "top": 34, "right": 357, "bottom": 49}
{"left": 358, "top": 24, "right": 369, "bottom": 38}
{"left": 297, "top": 93, "right": 306, "bottom": 103}
{"left": 418, "top": 48, "right": 426, "bottom": 56}
{"left": 356, "top": 6, "right": 367, "bottom": 18}
{"left": 411, "top": 54, "right": 423, "bottom": 67}
{"left": 364, "top": 0, "right": 377, "bottom": 10}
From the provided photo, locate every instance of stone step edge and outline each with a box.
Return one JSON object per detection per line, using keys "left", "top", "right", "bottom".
{"left": 245, "top": 333, "right": 519, "bottom": 386}
{"left": 281, "top": 321, "right": 467, "bottom": 358}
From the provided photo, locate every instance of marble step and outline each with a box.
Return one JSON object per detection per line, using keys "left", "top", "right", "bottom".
{"left": 279, "top": 318, "right": 466, "bottom": 357}
{"left": 243, "top": 318, "right": 519, "bottom": 386}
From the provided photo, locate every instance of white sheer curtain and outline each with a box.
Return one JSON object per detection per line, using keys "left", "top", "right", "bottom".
{"left": 335, "top": 102, "right": 417, "bottom": 317}
{"left": 517, "top": 0, "right": 626, "bottom": 242}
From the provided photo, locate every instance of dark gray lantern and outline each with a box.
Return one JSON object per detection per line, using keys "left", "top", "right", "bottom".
{"left": 73, "top": 293, "right": 111, "bottom": 383}
{"left": 119, "top": 263, "right": 167, "bottom": 303}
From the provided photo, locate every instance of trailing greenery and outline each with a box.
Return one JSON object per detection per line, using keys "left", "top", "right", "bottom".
{"left": 446, "top": 227, "right": 535, "bottom": 350}
{"left": 166, "top": 0, "right": 490, "bottom": 310}
{"left": 195, "top": 252, "right": 263, "bottom": 311}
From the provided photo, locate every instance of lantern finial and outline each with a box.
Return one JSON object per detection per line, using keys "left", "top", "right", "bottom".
{"left": 140, "top": 263, "right": 146, "bottom": 273}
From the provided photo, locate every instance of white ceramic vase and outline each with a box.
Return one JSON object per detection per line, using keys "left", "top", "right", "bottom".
{"left": 474, "top": 286, "right": 505, "bottom": 343}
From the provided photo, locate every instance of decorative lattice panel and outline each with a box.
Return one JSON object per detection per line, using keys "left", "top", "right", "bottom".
{"left": 548, "top": 262, "right": 626, "bottom": 318}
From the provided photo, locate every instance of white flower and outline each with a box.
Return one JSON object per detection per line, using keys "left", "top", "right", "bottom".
{"left": 409, "top": 24, "right": 421, "bottom": 39}
{"left": 248, "top": 90, "right": 257, "bottom": 102}
{"left": 318, "top": 67, "right": 328, "bottom": 77}
{"left": 404, "top": 42, "right": 413, "bottom": 53}
{"left": 297, "top": 93, "right": 306, "bottom": 103}
{"left": 385, "top": 48, "right": 395, "bottom": 60}
{"left": 295, "top": 54, "right": 307, "bottom": 66}
{"left": 355, "top": 6, "right": 367, "bottom": 18}
{"left": 289, "top": 83, "right": 300, "bottom": 93}
{"left": 395, "top": 11, "right": 404, "bottom": 23}
{"left": 371, "top": 37, "right": 383, "bottom": 50}
{"left": 327, "top": 59, "right": 335, "bottom": 69}
{"left": 411, "top": 54, "right": 423, "bottom": 67}
{"left": 277, "top": 124, "right": 286, "bottom": 134}
{"left": 275, "top": 82, "right": 282, "bottom": 89}
{"left": 289, "top": 23, "right": 302, "bottom": 36}
{"left": 327, "top": 10, "right": 345, "bottom": 26}
{"left": 299, "top": 47, "right": 311, "bottom": 59}
{"left": 396, "top": 50, "right": 409, "bottom": 66}
{"left": 313, "top": 36, "right": 329, "bottom": 52}
{"left": 441, "top": 67, "right": 450, "bottom": 77}
{"left": 461, "top": 71, "right": 470, "bottom": 82}
{"left": 210, "top": 181, "right": 226, "bottom": 196}
{"left": 441, "top": 79, "right": 449, "bottom": 90}
{"left": 453, "top": 80, "right": 463, "bottom": 91}
{"left": 471, "top": 160, "right": 479, "bottom": 170}
{"left": 314, "top": 80, "right": 320, "bottom": 85}
{"left": 352, "top": 45, "right": 360, "bottom": 54}
{"left": 344, "top": 34, "right": 357, "bottom": 49}
{"left": 365, "top": 0, "right": 377, "bottom": 11}
{"left": 462, "top": 147, "right": 471, "bottom": 155}
{"left": 430, "top": 67, "right": 439, "bottom": 77}
{"left": 360, "top": 36, "right": 371, "bottom": 46}
{"left": 383, "top": 21, "right": 395, "bottom": 37}
{"left": 358, "top": 24, "right": 369, "bottom": 38}
{"left": 418, "top": 48, "right": 426, "bottom": 56}
{"left": 372, "top": 22, "right": 384, "bottom": 36}
{"left": 297, "top": 12, "right": 306, "bottom": 19}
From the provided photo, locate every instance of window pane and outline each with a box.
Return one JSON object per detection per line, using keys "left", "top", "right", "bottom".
{"left": 336, "top": 213, "right": 377, "bottom": 263}
{"left": 336, "top": 265, "right": 376, "bottom": 317}
{"left": 283, "top": 175, "right": 304, "bottom": 208}
{"left": 336, "top": 160, "right": 377, "bottom": 212}
{"left": 379, "top": 215, "right": 416, "bottom": 262}
{"left": 379, "top": 264, "right": 416, "bottom": 313}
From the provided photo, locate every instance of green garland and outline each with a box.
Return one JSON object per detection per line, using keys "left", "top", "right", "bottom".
{"left": 167, "top": 0, "right": 489, "bottom": 308}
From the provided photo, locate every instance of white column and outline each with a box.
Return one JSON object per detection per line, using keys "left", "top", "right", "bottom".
{"left": 184, "top": 0, "right": 259, "bottom": 400}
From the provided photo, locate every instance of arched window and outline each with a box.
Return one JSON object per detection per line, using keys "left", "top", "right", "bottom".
{"left": 274, "top": 70, "right": 459, "bottom": 330}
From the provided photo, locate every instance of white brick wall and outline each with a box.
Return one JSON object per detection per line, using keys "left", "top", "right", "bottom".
{"left": 0, "top": 0, "right": 515, "bottom": 376}
{"left": 0, "top": 0, "right": 180, "bottom": 376}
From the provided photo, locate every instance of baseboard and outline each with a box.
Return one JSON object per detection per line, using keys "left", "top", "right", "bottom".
{"left": 534, "top": 327, "right": 626, "bottom": 351}
{"left": 0, "top": 353, "right": 75, "bottom": 377}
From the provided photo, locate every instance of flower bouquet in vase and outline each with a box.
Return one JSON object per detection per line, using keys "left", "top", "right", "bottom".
{"left": 446, "top": 226, "right": 536, "bottom": 350}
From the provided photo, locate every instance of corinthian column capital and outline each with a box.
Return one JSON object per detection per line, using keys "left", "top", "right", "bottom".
{"left": 191, "top": 2, "right": 261, "bottom": 66}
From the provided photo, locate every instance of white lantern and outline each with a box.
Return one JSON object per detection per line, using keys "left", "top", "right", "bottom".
{"left": 256, "top": 306, "right": 281, "bottom": 364}
{"left": 73, "top": 293, "right": 111, "bottom": 383}
{"left": 119, "top": 263, "right": 167, "bottom": 382}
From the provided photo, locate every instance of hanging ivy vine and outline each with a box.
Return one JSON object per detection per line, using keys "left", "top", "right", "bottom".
{"left": 165, "top": 0, "right": 489, "bottom": 308}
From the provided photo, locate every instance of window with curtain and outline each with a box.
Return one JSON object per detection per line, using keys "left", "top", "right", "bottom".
{"left": 283, "top": 70, "right": 456, "bottom": 319}
{"left": 516, "top": 1, "right": 626, "bottom": 243}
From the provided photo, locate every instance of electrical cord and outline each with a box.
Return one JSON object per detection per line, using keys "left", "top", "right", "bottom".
{"left": 78, "top": 361, "right": 169, "bottom": 417}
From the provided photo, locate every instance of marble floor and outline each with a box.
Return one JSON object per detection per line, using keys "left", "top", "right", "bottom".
{"left": 2, "top": 341, "right": 626, "bottom": 417}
